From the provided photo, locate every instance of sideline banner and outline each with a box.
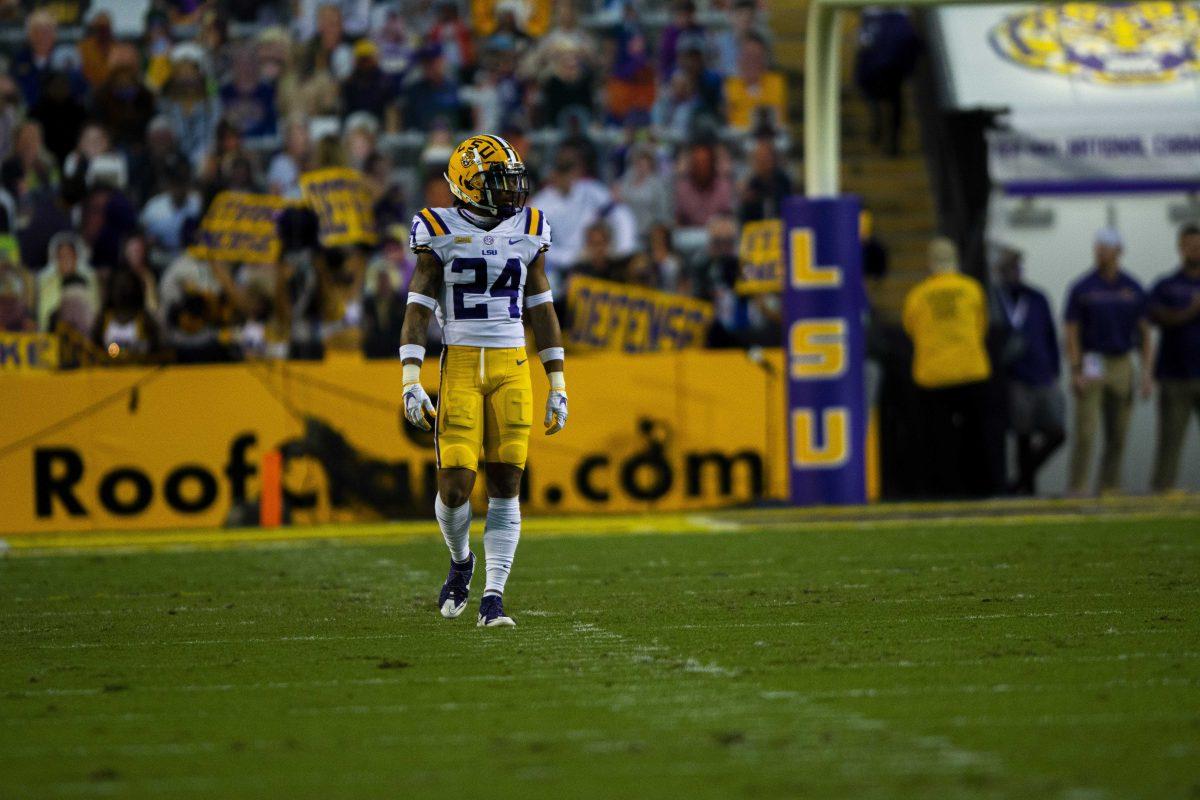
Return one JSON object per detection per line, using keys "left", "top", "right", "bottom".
{"left": 781, "top": 196, "right": 867, "bottom": 505}
{"left": 736, "top": 218, "right": 784, "bottom": 295}
{"left": 0, "top": 350, "right": 786, "bottom": 534}
{"left": 566, "top": 276, "right": 713, "bottom": 352}
{"left": 190, "top": 191, "right": 286, "bottom": 264}
{"left": 0, "top": 333, "right": 59, "bottom": 370}
{"left": 299, "top": 168, "right": 378, "bottom": 247}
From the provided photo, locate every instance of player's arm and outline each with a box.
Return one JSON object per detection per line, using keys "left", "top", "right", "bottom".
{"left": 399, "top": 251, "right": 443, "bottom": 431}
{"left": 524, "top": 253, "right": 568, "bottom": 435}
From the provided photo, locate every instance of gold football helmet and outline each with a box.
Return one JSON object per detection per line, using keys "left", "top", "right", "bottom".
{"left": 444, "top": 134, "right": 530, "bottom": 218}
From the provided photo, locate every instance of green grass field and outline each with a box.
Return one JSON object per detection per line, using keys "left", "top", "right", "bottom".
{"left": 2, "top": 511, "right": 1199, "bottom": 799}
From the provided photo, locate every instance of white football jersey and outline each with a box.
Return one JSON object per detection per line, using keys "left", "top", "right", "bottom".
{"left": 410, "top": 206, "right": 552, "bottom": 348}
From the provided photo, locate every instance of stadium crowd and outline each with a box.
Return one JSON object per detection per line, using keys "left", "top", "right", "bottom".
{"left": 0, "top": 0, "right": 791, "bottom": 362}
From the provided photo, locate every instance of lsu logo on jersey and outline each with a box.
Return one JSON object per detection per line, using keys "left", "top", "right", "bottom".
{"left": 990, "top": 3, "right": 1200, "bottom": 85}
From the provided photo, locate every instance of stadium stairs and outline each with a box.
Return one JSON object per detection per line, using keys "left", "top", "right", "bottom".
{"left": 768, "top": 1, "right": 938, "bottom": 323}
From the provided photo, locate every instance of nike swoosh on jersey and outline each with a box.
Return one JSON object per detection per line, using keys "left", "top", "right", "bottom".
{"left": 508, "top": 238, "right": 523, "bottom": 245}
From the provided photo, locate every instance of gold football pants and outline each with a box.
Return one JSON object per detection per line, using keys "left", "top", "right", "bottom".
{"left": 435, "top": 345, "right": 533, "bottom": 472}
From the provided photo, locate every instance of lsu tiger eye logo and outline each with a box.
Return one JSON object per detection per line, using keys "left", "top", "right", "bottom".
{"left": 989, "top": 2, "right": 1200, "bottom": 85}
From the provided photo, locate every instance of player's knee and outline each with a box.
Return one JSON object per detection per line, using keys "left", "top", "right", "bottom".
{"left": 485, "top": 462, "right": 523, "bottom": 498}
{"left": 438, "top": 468, "right": 475, "bottom": 507}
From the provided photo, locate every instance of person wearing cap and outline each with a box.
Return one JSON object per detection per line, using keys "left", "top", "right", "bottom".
{"left": 1064, "top": 228, "right": 1153, "bottom": 496}
{"left": 1148, "top": 223, "right": 1200, "bottom": 493}
{"left": 902, "top": 237, "right": 992, "bottom": 497}
{"left": 342, "top": 39, "right": 393, "bottom": 124}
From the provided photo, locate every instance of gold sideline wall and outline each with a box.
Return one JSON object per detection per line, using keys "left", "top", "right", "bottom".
{"left": 0, "top": 350, "right": 787, "bottom": 534}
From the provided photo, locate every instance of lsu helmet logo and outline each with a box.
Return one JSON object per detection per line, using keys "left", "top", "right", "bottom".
{"left": 989, "top": 2, "right": 1200, "bottom": 85}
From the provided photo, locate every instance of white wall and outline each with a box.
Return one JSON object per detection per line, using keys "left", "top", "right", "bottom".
{"left": 986, "top": 191, "right": 1200, "bottom": 494}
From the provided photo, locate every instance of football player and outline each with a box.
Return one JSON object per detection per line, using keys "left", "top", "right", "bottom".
{"left": 399, "top": 134, "right": 567, "bottom": 628}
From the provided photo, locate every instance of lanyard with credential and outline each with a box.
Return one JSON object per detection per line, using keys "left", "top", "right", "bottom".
{"left": 1000, "top": 289, "right": 1029, "bottom": 330}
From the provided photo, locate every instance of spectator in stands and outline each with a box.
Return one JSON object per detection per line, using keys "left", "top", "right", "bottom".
{"left": 486, "top": 6, "right": 534, "bottom": 56}
{"left": 37, "top": 232, "right": 100, "bottom": 331}
{"left": 79, "top": 10, "right": 117, "bottom": 89}
{"left": 675, "top": 139, "right": 735, "bottom": 227}
{"left": 13, "top": 162, "right": 74, "bottom": 271}
{"left": 4, "top": 121, "right": 58, "bottom": 195}
{"left": 116, "top": 233, "right": 160, "bottom": 313}
{"left": 159, "top": 225, "right": 231, "bottom": 363}
{"left": 10, "top": 10, "right": 78, "bottom": 108}
{"left": 618, "top": 144, "right": 673, "bottom": 240}
{"left": 343, "top": 112, "right": 380, "bottom": 171}
{"left": 79, "top": 170, "right": 139, "bottom": 273}
{"left": 302, "top": 3, "right": 355, "bottom": 84}
{"left": 159, "top": 45, "right": 221, "bottom": 170}
{"left": 0, "top": 76, "right": 21, "bottom": 163}
{"left": 659, "top": 0, "right": 705, "bottom": 79}
{"left": 296, "top": 0, "right": 371, "bottom": 42}
{"left": 712, "top": 0, "right": 766, "bottom": 77}
{"left": 404, "top": 46, "right": 466, "bottom": 131}
{"left": 221, "top": 46, "right": 279, "bottom": 140}
{"left": 676, "top": 34, "right": 724, "bottom": 120}
{"left": 362, "top": 229, "right": 415, "bottom": 359}
{"left": 62, "top": 123, "right": 123, "bottom": 200}
{"left": 693, "top": 214, "right": 771, "bottom": 347}
{"left": 646, "top": 223, "right": 686, "bottom": 293}
{"left": 654, "top": 71, "right": 706, "bottom": 141}
{"left": 725, "top": 32, "right": 786, "bottom": 132}
{"left": 92, "top": 45, "right": 158, "bottom": 150}
{"left": 993, "top": 249, "right": 1064, "bottom": 495}
{"left": 29, "top": 71, "right": 88, "bottom": 168}
{"left": 94, "top": 268, "right": 161, "bottom": 361}
{"left": 573, "top": 221, "right": 629, "bottom": 282}
{"left": 430, "top": 0, "right": 477, "bottom": 78}
{"left": 1064, "top": 228, "right": 1153, "bottom": 496}
{"left": 374, "top": 6, "right": 416, "bottom": 78}
{"left": 854, "top": 7, "right": 921, "bottom": 156}
{"left": 540, "top": 46, "right": 595, "bottom": 129}
{"left": 902, "top": 237, "right": 992, "bottom": 497}
{"left": 0, "top": 237, "right": 34, "bottom": 331}
{"left": 603, "top": 5, "right": 656, "bottom": 126}
{"left": 524, "top": 3, "right": 596, "bottom": 79}
{"left": 342, "top": 40, "right": 394, "bottom": 125}
{"left": 1149, "top": 223, "right": 1200, "bottom": 493}
{"left": 143, "top": 11, "right": 175, "bottom": 92}
{"left": 365, "top": 151, "right": 407, "bottom": 235}
{"left": 140, "top": 156, "right": 201, "bottom": 262}
{"left": 738, "top": 134, "right": 793, "bottom": 222}
{"left": 267, "top": 118, "right": 312, "bottom": 199}
{"left": 530, "top": 147, "right": 612, "bottom": 283}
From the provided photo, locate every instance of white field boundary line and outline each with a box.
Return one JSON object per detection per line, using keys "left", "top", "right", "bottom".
{"left": 3, "top": 507, "right": 1199, "bottom": 558}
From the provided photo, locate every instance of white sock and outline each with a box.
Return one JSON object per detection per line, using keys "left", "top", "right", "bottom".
{"left": 483, "top": 496, "right": 521, "bottom": 596}
{"left": 434, "top": 494, "right": 472, "bottom": 563}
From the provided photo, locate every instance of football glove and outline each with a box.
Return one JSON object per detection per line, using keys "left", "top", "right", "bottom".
{"left": 403, "top": 379, "right": 435, "bottom": 431}
{"left": 544, "top": 372, "right": 567, "bottom": 435}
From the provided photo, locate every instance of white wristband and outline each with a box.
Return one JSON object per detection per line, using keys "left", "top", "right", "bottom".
{"left": 549, "top": 371, "right": 566, "bottom": 391}
{"left": 539, "top": 347, "right": 565, "bottom": 364}
{"left": 399, "top": 344, "right": 425, "bottom": 363}
{"left": 526, "top": 290, "right": 553, "bottom": 308}
{"left": 407, "top": 293, "right": 437, "bottom": 310}
{"left": 402, "top": 363, "right": 421, "bottom": 385}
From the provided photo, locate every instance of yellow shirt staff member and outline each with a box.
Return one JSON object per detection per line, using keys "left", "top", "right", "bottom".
{"left": 901, "top": 238, "right": 994, "bottom": 498}
{"left": 902, "top": 239, "right": 991, "bottom": 389}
